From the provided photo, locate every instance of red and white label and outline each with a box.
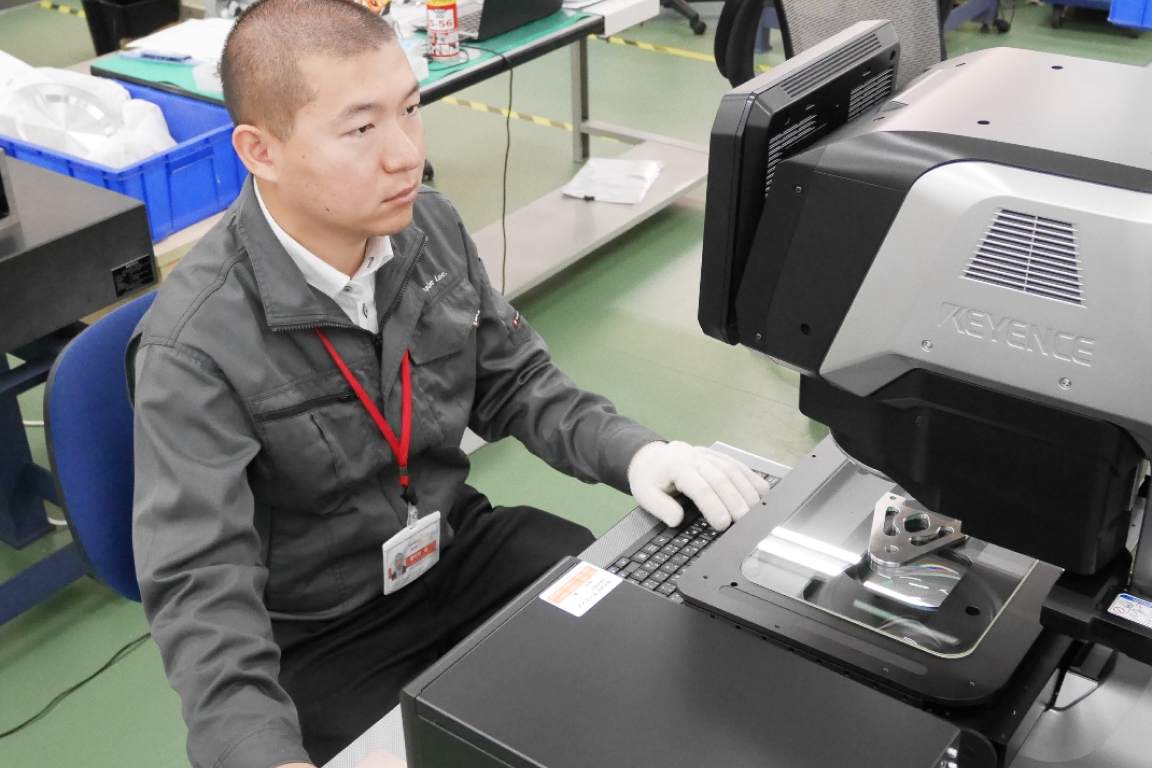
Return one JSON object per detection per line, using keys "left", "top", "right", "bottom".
{"left": 539, "top": 563, "right": 622, "bottom": 618}
{"left": 426, "top": 1, "right": 460, "bottom": 61}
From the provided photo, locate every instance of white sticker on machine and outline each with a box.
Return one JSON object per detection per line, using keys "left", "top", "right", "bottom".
{"left": 539, "top": 563, "right": 622, "bottom": 618}
{"left": 1107, "top": 592, "right": 1152, "bottom": 630}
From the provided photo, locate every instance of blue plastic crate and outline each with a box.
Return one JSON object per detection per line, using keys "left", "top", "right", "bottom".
{"left": 1110, "top": 0, "right": 1152, "bottom": 29}
{"left": 0, "top": 81, "right": 245, "bottom": 242}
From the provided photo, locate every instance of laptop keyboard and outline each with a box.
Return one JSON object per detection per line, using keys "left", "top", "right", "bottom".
{"left": 458, "top": 9, "right": 482, "bottom": 35}
{"left": 608, "top": 471, "right": 781, "bottom": 602}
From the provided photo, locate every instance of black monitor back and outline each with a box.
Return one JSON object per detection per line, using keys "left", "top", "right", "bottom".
{"left": 698, "top": 20, "right": 899, "bottom": 344}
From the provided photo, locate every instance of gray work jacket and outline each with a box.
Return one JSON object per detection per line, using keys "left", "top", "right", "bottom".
{"left": 129, "top": 179, "right": 661, "bottom": 768}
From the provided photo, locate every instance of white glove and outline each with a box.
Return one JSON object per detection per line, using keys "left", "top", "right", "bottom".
{"left": 627, "top": 441, "right": 771, "bottom": 531}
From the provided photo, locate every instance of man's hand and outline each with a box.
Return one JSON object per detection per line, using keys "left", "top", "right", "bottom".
{"left": 356, "top": 751, "right": 407, "bottom": 768}
{"left": 627, "top": 441, "right": 770, "bottom": 531}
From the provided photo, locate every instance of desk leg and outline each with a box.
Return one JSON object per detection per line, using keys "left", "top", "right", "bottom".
{"left": 570, "top": 36, "right": 590, "bottom": 163}
{"left": 0, "top": 357, "right": 53, "bottom": 549}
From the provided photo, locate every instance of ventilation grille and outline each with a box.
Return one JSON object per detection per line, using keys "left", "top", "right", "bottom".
{"left": 776, "top": 34, "right": 882, "bottom": 97}
{"left": 964, "top": 210, "right": 1082, "bottom": 305}
{"left": 764, "top": 115, "right": 820, "bottom": 197}
{"left": 848, "top": 67, "right": 894, "bottom": 120}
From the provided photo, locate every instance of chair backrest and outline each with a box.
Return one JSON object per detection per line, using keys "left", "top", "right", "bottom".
{"left": 45, "top": 291, "right": 157, "bottom": 602}
{"left": 775, "top": 0, "right": 944, "bottom": 89}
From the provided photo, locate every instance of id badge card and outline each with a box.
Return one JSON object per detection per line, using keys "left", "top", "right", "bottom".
{"left": 382, "top": 510, "right": 441, "bottom": 595}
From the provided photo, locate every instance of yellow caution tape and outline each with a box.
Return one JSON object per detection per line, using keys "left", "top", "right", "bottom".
{"left": 601, "top": 35, "right": 715, "bottom": 63}
{"left": 440, "top": 95, "right": 575, "bottom": 132}
{"left": 599, "top": 35, "right": 773, "bottom": 72}
{"left": 39, "top": 1, "right": 85, "bottom": 17}
{"left": 436, "top": 35, "right": 776, "bottom": 132}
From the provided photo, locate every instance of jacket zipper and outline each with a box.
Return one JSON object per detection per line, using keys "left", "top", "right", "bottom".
{"left": 259, "top": 391, "right": 358, "bottom": 423}
{"left": 380, "top": 236, "right": 427, "bottom": 328}
{"left": 275, "top": 236, "right": 427, "bottom": 338}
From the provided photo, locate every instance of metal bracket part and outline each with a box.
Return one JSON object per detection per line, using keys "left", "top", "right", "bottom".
{"left": 869, "top": 493, "right": 968, "bottom": 568}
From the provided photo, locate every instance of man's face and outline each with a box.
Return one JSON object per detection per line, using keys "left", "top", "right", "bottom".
{"left": 269, "top": 43, "right": 424, "bottom": 238}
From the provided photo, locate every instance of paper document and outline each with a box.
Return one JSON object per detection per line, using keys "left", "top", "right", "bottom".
{"left": 562, "top": 158, "right": 664, "bottom": 204}
{"left": 126, "top": 18, "right": 236, "bottom": 64}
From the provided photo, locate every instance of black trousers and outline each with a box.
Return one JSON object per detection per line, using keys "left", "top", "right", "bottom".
{"left": 273, "top": 485, "right": 595, "bottom": 766}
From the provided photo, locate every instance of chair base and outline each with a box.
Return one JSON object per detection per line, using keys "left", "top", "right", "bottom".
{"left": 662, "top": 0, "right": 707, "bottom": 34}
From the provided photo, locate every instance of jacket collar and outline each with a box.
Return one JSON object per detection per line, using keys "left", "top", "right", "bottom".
{"left": 234, "top": 176, "right": 426, "bottom": 332}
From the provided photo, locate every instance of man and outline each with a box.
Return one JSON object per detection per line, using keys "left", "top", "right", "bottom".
{"left": 129, "top": 2, "right": 769, "bottom": 767}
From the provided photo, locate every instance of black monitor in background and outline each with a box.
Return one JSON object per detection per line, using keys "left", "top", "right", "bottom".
{"left": 473, "top": 0, "right": 563, "bottom": 40}
{"left": 698, "top": 20, "right": 900, "bottom": 345}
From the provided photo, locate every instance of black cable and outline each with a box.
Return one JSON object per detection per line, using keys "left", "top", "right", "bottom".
{"left": 459, "top": 43, "right": 515, "bottom": 295}
{"left": 499, "top": 67, "right": 513, "bottom": 296}
{"left": 0, "top": 632, "right": 150, "bottom": 740}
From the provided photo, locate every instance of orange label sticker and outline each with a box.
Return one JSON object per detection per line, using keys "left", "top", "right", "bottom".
{"left": 539, "top": 563, "right": 622, "bottom": 618}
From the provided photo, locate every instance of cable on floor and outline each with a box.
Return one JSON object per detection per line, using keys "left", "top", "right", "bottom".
{"left": 0, "top": 632, "right": 151, "bottom": 740}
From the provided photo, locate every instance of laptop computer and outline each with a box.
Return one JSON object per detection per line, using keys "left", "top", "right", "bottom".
{"left": 423, "top": 0, "right": 564, "bottom": 42}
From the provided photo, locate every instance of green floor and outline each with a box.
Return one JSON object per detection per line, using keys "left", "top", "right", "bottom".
{"left": 1, "top": 2, "right": 1150, "bottom": 766}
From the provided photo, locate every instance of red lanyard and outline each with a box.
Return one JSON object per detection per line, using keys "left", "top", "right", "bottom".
{"left": 315, "top": 329, "right": 415, "bottom": 503}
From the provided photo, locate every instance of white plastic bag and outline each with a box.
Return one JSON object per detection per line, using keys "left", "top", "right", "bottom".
{"left": 0, "top": 63, "right": 178, "bottom": 169}
{"left": 88, "top": 99, "right": 177, "bottom": 168}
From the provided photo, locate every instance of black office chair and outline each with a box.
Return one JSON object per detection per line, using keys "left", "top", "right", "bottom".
{"left": 715, "top": 0, "right": 945, "bottom": 87}
{"left": 663, "top": 0, "right": 708, "bottom": 34}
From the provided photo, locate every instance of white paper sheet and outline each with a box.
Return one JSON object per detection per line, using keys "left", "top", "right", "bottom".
{"left": 126, "top": 18, "right": 236, "bottom": 64}
{"left": 562, "top": 158, "right": 663, "bottom": 204}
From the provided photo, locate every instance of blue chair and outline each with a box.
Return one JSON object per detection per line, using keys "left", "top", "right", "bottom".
{"left": 44, "top": 291, "right": 157, "bottom": 602}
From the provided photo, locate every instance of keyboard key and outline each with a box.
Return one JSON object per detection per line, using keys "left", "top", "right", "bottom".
{"left": 642, "top": 543, "right": 660, "bottom": 554}
{"left": 623, "top": 562, "right": 639, "bottom": 574}
{"left": 607, "top": 567, "right": 620, "bottom": 575}
{"left": 652, "top": 534, "right": 672, "bottom": 546}
{"left": 650, "top": 552, "right": 670, "bottom": 565}
{"left": 681, "top": 546, "right": 700, "bottom": 558}
{"left": 660, "top": 544, "right": 681, "bottom": 555}
{"left": 649, "top": 570, "right": 669, "bottom": 583}
{"left": 627, "top": 571, "right": 643, "bottom": 582}
{"left": 641, "top": 579, "right": 660, "bottom": 591}
{"left": 670, "top": 553, "right": 690, "bottom": 565}
{"left": 691, "top": 538, "right": 710, "bottom": 550}
{"left": 631, "top": 552, "right": 651, "bottom": 564}
{"left": 659, "top": 561, "right": 679, "bottom": 574}
{"left": 657, "top": 582, "right": 678, "bottom": 596}
{"left": 632, "top": 568, "right": 652, "bottom": 581}
{"left": 701, "top": 530, "right": 718, "bottom": 540}
{"left": 614, "top": 557, "right": 630, "bottom": 569}
{"left": 669, "top": 593, "right": 684, "bottom": 604}
{"left": 671, "top": 537, "right": 691, "bottom": 548}
{"left": 669, "top": 572, "right": 683, "bottom": 582}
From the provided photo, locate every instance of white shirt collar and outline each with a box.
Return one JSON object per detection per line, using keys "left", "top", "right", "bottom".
{"left": 254, "top": 181, "right": 393, "bottom": 300}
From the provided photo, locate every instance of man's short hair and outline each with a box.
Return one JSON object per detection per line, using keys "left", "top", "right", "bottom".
{"left": 220, "top": 0, "right": 397, "bottom": 140}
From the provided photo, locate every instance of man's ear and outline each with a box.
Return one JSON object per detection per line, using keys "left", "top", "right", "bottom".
{"left": 232, "top": 123, "right": 280, "bottom": 184}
